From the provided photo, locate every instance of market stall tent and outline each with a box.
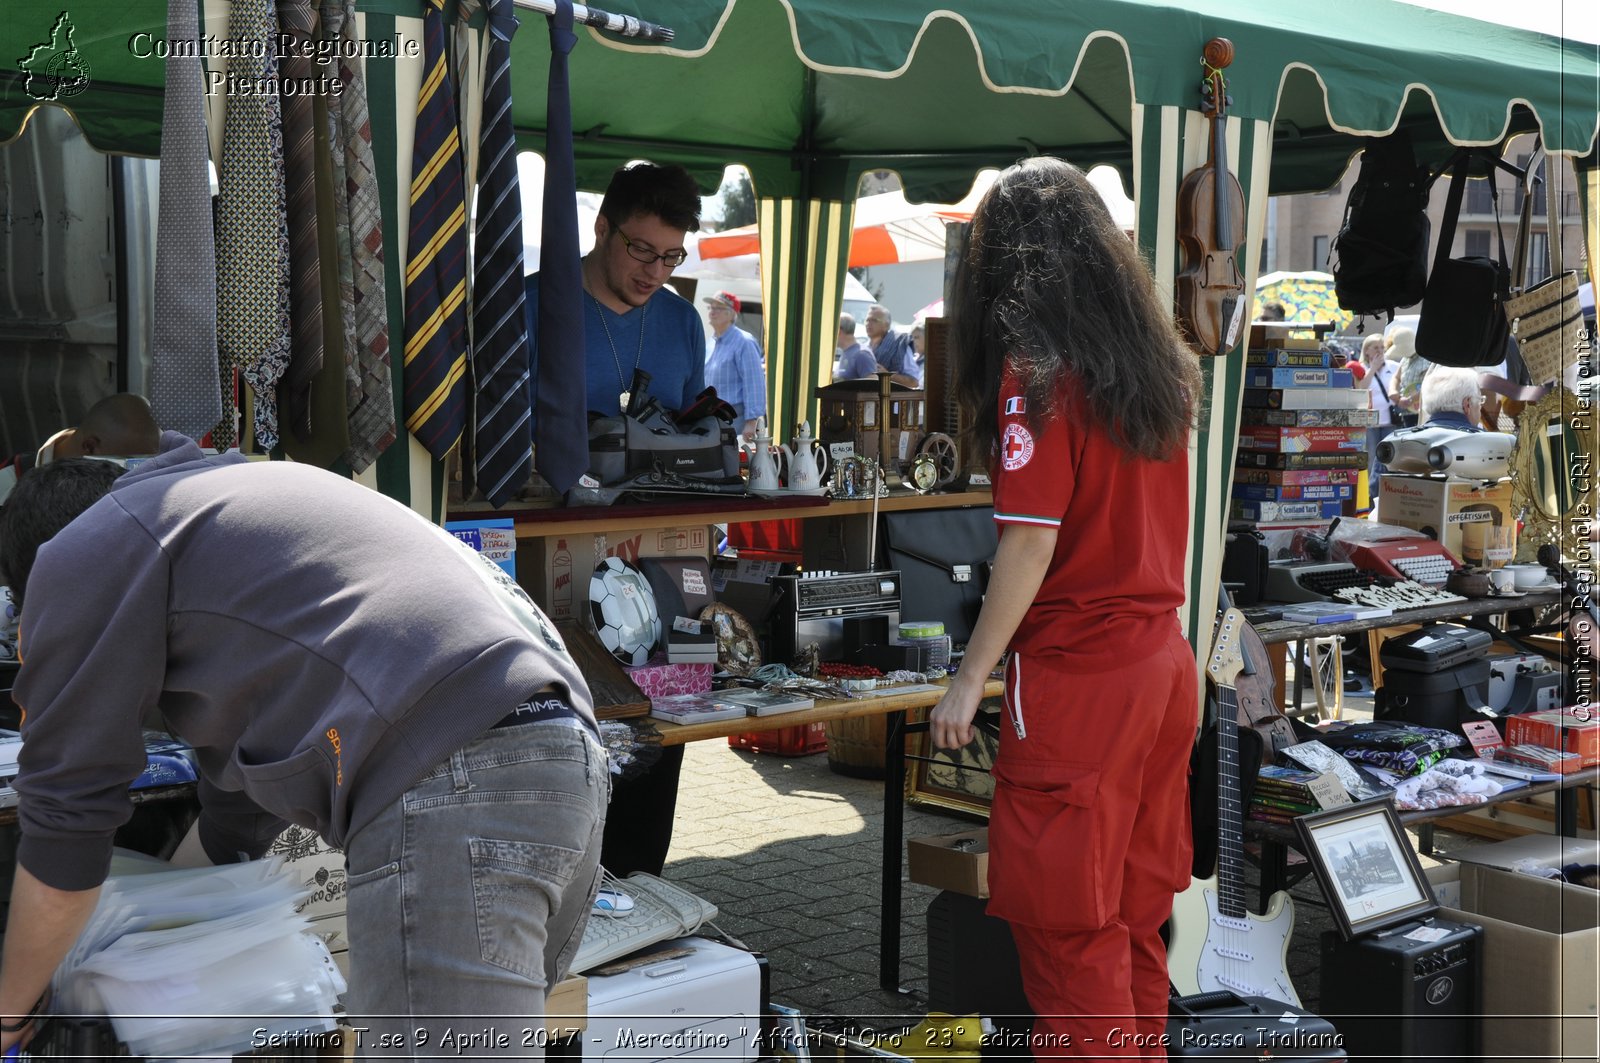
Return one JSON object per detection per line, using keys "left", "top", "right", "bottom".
{"left": 3, "top": 0, "right": 1597, "bottom": 646}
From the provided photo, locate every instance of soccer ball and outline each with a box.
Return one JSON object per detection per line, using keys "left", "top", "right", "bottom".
{"left": 589, "top": 557, "right": 661, "bottom": 666}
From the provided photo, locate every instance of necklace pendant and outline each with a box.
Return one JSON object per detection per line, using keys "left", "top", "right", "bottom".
{"left": 620, "top": 390, "right": 632, "bottom": 415}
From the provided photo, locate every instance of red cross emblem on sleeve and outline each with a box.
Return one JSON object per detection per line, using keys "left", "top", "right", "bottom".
{"left": 1001, "top": 422, "right": 1034, "bottom": 470}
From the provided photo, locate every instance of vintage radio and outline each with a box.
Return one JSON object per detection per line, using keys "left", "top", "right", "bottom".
{"left": 770, "top": 570, "right": 901, "bottom": 666}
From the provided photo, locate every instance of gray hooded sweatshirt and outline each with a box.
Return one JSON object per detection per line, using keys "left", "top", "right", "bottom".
{"left": 13, "top": 432, "right": 595, "bottom": 891}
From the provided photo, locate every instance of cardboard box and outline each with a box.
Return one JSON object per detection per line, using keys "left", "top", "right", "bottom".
{"left": 1444, "top": 834, "right": 1600, "bottom": 873}
{"left": 1426, "top": 862, "right": 1599, "bottom": 1061}
{"left": 521, "top": 524, "right": 713, "bottom": 624}
{"left": 1376, "top": 475, "right": 1514, "bottom": 564}
{"left": 1506, "top": 709, "right": 1600, "bottom": 768}
{"left": 907, "top": 828, "right": 989, "bottom": 899}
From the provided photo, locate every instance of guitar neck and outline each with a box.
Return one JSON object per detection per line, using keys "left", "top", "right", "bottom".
{"left": 1215, "top": 686, "right": 1249, "bottom": 919}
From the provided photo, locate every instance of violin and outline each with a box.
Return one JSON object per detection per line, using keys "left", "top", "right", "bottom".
{"left": 1175, "top": 38, "right": 1247, "bottom": 357}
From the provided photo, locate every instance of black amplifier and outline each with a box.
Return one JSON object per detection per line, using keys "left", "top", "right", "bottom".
{"left": 1319, "top": 916, "right": 1482, "bottom": 1060}
{"left": 1166, "top": 991, "right": 1346, "bottom": 1059}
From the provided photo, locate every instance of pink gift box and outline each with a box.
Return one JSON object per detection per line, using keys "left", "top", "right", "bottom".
{"left": 622, "top": 660, "right": 714, "bottom": 699}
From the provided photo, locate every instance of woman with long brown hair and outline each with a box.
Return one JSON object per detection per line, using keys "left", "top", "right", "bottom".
{"left": 931, "top": 157, "right": 1202, "bottom": 1056}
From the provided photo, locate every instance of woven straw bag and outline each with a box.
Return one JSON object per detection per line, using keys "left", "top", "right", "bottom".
{"left": 1504, "top": 159, "right": 1583, "bottom": 386}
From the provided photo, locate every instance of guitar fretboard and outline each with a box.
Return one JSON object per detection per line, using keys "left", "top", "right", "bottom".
{"left": 1215, "top": 686, "right": 1248, "bottom": 920}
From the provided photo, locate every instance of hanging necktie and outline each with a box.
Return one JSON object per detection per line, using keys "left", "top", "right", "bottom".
{"left": 216, "top": 0, "right": 292, "bottom": 452}
{"left": 534, "top": 0, "right": 588, "bottom": 495}
{"left": 403, "top": 0, "right": 470, "bottom": 461}
{"left": 463, "top": 0, "right": 532, "bottom": 507}
{"left": 149, "top": 0, "right": 222, "bottom": 439}
{"left": 277, "top": 0, "right": 327, "bottom": 444}
{"left": 328, "top": 0, "right": 396, "bottom": 474}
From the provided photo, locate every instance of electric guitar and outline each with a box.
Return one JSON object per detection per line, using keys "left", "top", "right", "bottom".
{"left": 1168, "top": 607, "right": 1300, "bottom": 1005}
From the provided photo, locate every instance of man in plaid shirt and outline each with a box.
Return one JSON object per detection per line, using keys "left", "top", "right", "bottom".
{"left": 702, "top": 290, "right": 767, "bottom": 440}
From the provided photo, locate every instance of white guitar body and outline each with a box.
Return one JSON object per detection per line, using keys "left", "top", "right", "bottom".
{"left": 1168, "top": 875, "right": 1300, "bottom": 1005}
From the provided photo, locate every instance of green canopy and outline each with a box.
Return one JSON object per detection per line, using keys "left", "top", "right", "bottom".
{"left": 6, "top": 0, "right": 1597, "bottom": 196}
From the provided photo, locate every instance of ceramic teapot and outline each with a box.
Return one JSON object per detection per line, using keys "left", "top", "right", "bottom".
{"left": 748, "top": 419, "right": 782, "bottom": 492}
{"left": 780, "top": 421, "right": 830, "bottom": 492}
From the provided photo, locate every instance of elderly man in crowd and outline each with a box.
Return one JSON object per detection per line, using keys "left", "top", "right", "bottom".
{"left": 701, "top": 289, "right": 766, "bottom": 441}
{"left": 833, "top": 313, "right": 876, "bottom": 381}
{"left": 865, "top": 304, "right": 920, "bottom": 386}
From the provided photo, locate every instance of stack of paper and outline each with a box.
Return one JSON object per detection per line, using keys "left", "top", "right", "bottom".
{"left": 53, "top": 857, "right": 345, "bottom": 1059}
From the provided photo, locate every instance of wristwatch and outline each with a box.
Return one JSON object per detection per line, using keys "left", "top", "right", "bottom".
{"left": 909, "top": 454, "right": 939, "bottom": 493}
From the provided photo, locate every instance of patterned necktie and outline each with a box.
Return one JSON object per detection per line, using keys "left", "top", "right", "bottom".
{"left": 150, "top": 0, "right": 222, "bottom": 439}
{"left": 278, "top": 0, "right": 326, "bottom": 444}
{"left": 216, "top": 0, "right": 292, "bottom": 452}
{"left": 328, "top": 0, "right": 396, "bottom": 474}
{"left": 533, "top": 0, "right": 588, "bottom": 495}
{"left": 464, "top": 0, "right": 531, "bottom": 506}
{"left": 403, "top": 0, "right": 470, "bottom": 461}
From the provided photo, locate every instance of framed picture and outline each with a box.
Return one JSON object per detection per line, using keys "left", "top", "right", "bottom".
{"left": 1294, "top": 798, "right": 1438, "bottom": 939}
{"left": 905, "top": 700, "right": 1001, "bottom": 820}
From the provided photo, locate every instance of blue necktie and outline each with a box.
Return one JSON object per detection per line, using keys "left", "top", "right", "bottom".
{"left": 402, "top": 0, "right": 470, "bottom": 460}
{"left": 469, "top": 0, "right": 533, "bottom": 506}
{"left": 534, "top": 0, "right": 588, "bottom": 495}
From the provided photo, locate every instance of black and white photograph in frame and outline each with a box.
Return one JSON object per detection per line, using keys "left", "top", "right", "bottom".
{"left": 1295, "top": 798, "right": 1438, "bottom": 940}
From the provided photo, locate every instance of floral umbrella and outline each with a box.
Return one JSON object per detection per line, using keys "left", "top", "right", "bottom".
{"left": 1254, "top": 271, "right": 1355, "bottom": 330}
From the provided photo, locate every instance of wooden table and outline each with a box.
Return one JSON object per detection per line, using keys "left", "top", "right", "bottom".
{"left": 650, "top": 680, "right": 995, "bottom": 746}
{"left": 1248, "top": 767, "right": 1600, "bottom": 905}
{"left": 1251, "top": 588, "right": 1564, "bottom": 715}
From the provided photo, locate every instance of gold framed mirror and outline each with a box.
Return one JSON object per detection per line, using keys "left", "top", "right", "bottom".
{"left": 1510, "top": 382, "right": 1597, "bottom": 560}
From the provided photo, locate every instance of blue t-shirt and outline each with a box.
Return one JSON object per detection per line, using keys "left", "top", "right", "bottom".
{"left": 524, "top": 274, "right": 706, "bottom": 416}
{"left": 834, "top": 343, "right": 877, "bottom": 381}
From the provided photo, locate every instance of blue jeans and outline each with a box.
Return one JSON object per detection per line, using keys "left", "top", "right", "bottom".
{"left": 343, "top": 719, "right": 608, "bottom": 1060}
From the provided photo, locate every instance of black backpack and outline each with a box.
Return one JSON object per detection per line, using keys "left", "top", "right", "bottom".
{"left": 1329, "top": 131, "right": 1434, "bottom": 322}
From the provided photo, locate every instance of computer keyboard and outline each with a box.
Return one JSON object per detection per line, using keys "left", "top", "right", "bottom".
{"left": 570, "top": 870, "right": 718, "bottom": 974}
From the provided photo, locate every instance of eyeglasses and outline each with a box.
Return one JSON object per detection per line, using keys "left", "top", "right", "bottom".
{"left": 614, "top": 227, "right": 688, "bottom": 268}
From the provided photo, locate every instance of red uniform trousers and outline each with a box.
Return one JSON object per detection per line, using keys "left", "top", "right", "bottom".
{"left": 987, "top": 627, "right": 1197, "bottom": 1059}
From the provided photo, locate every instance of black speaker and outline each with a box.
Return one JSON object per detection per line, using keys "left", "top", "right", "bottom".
{"left": 926, "top": 890, "right": 1031, "bottom": 1039}
{"left": 1319, "top": 917, "right": 1482, "bottom": 1060}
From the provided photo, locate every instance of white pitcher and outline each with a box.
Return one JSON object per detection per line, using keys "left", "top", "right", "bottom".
{"left": 780, "top": 422, "right": 829, "bottom": 492}
{"left": 748, "top": 420, "right": 782, "bottom": 492}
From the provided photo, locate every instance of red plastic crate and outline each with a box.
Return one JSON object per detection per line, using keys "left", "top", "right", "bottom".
{"left": 727, "top": 721, "right": 828, "bottom": 757}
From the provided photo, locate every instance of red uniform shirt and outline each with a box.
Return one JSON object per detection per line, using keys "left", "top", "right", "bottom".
{"left": 992, "top": 368, "right": 1190, "bottom": 671}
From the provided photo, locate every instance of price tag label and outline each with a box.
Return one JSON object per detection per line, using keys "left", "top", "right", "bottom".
{"left": 1306, "top": 771, "right": 1352, "bottom": 809}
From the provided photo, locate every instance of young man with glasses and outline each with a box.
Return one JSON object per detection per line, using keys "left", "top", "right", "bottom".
{"left": 522, "top": 162, "right": 706, "bottom": 881}
{"left": 525, "top": 162, "right": 707, "bottom": 419}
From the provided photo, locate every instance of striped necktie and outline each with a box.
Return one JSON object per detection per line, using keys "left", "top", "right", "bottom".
{"left": 326, "top": 0, "right": 396, "bottom": 474}
{"left": 216, "top": 0, "right": 292, "bottom": 452}
{"left": 402, "top": 0, "right": 470, "bottom": 461}
{"left": 533, "top": 0, "right": 588, "bottom": 495}
{"left": 465, "top": 0, "right": 531, "bottom": 506}
{"left": 278, "top": 0, "right": 326, "bottom": 444}
{"left": 149, "top": 0, "right": 222, "bottom": 439}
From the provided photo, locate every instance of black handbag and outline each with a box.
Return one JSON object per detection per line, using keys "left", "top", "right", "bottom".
{"left": 1416, "top": 151, "right": 1517, "bottom": 368}
{"left": 880, "top": 507, "right": 997, "bottom": 644}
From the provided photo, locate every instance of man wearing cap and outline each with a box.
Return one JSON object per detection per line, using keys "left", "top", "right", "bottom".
{"left": 833, "top": 313, "right": 876, "bottom": 381}
{"left": 702, "top": 290, "right": 766, "bottom": 441}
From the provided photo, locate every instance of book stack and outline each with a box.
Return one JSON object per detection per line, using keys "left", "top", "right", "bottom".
{"left": 715, "top": 688, "right": 816, "bottom": 717}
{"left": 1232, "top": 342, "right": 1373, "bottom": 530}
{"left": 1247, "top": 764, "right": 1325, "bottom": 825}
{"left": 664, "top": 616, "right": 719, "bottom": 665}
{"left": 649, "top": 693, "right": 747, "bottom": 725}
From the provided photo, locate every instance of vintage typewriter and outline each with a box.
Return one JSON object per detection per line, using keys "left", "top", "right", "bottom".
{"left": 1344, "top": 538, "right": 1460, "bottom": 586}
{"left": 1264, "top": 561, "right": 1380, "bottom": 603}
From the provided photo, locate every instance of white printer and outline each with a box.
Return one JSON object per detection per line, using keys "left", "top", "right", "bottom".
{"left": 581, "top": 936, "right": 766, "bottom": 1063}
